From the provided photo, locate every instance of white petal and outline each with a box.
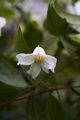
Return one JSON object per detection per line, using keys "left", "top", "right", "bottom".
{"left": 16, "top": 53, "right": 34, "bottom": 65}
{"left": 27, "top": 63, "right": 41, "bottom": 79}
{"left": 0, "top": 17, "right": 6, "bottom": 36}
{"left": 41, "top": 62, "right": 49, "bottom": 73}
{"left": 0, "top": 28, "right": 2, "bottom": 36}
{"left": 33, "top": 46, "right": 46, "bottom": 55}
{"left": 43, "top": 55, "right": 57, "bottom": 73}
{"left": 0, "top": 17, "right": 6, "bottom": 28}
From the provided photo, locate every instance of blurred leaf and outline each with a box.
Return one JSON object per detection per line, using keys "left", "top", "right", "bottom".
{"left": 24, "top": 21, "right": 43, "bottom": 51}
{"left": 61, "top": 36, "right": 80, "bottom": 56}
{"left": 0, "top": 54, "right": 27, "bottom": 88}
{"left": 0, "top": 111, "right": 27, "bottom": 120}
{"left": 7, "top": 0, "right": 16, "bottom": 4}
{"left": 0, "top": 0, "right": 5, "bottom": 15}
{"left": 61, "top": 38, "right": 77, "bottom": 55}
{"left": 65, "top": 105, "right": 78, "bottom": 120}
{"left": 2, "top": 8, "right": 14, "bottom": 18}
{"left": 50, "top": 0, "right": 80, "bottom": 25}
{"left": 45, "top": 5, "right": 67, "bottom": 36}
{"left": 55, "top": 41, "right": 64, "bottom": 57}
{"left": 44, "top": 5, "right": 78, "bottom": 36}
{"left": 66, "top": 104, "right": 80, "bottom": 120}
{"left": 0, "top": 23, "right": 16, "bottom": 54}
{"left": 0, "top": 1, "right": 14, "bottom": 19}
{"left": 72, "top": 0, "right": 78, "bottom": 4}
{"left": 46, "top": 94, "right": 65, "bottom": 120}
{"left": 15, "top": 27, "right": 30, "bottom": 53}
{"left": 0, "top": 82, "right": 21, "bottom": 100}
{"left": 71, "top": 87, "right": 80, "bottom": 96}
{"left": 26, "top": 96, "right": 46, "bottom": 120}
{"left": 66, "top": 27, "right": 79, "bottom": 34}
{"left": 7, "top": 0, "right": 24, "bottom": 4}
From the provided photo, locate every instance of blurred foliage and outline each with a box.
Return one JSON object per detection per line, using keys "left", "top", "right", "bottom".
{"left": 72, "top": 0, "right": 78, "bottom": 4}
{"left": 0, "top": 0, "right": 80, "bottom": 119}
{"left": 24, "top": 21, "right": 43, "bottom": 51}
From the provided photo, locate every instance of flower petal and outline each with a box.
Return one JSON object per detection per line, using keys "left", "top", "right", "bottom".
{"left": 0, "top": 17, "right": 6, "bottom": 36}
{"left": 33, "top": 46, "right": 46, "bottom": 55}
{"left": 43, "top": 55, "right": 57, "bottom": 73}
{"left": 0, "top": 17, "right": 6, "bottom": 28}
{"left": 41, "top": 62, "right": 49, "bottom": 73}
{"left": 16, "top": 53, "right": 34, "bottom": 65}
{"left": 27, "top": 63, "right": 41, "bottom": 79}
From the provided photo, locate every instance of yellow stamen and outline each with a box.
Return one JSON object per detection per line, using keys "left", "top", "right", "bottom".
{"left": 35, "top": 54, "right": 44, "bottom": 62}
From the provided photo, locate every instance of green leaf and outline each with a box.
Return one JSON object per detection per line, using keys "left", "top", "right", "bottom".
{"left": 7, "top": 0, "right": 16, "bottom": 4}
{"left": 72, "top": 0, "right": 78, "bottom": 4}
{"left": 0, "top": 23, "right": 16, "bottom": 54}
{"left": 1, "top": 7, "right": 14, "bottom": 19}
{"left": 0, "top": 0, "right": 14, "bottom": 19}
{"left": 44, "top": 5, "right": 78, "bottom": 36}
{"left": 65, "top": 105, "right": 78, "bottom": 120}
{"left": 61, "top": 36, "right": 80, "bottom": 56}
{"left": 46, "top": 94, "right": 65, "bottom": 120}
{"left": 7, "top": 0, "right": 24, "bottom": 4}
{"left": 0, "top": 82, "right": 21, "bottom": 100}
{"left": 66, "top": 27, "right": 79, "bottom": 34}
{"left": 26, "top": 96, "right": 46, "bottom": 120}
{"left": 0, "top": 54, "right": 27, "bottom": 88}
{"left": 15, "top": 27, "right": 30, "bottom": 53}
{"left": 45, "top": 5, "right": 67, "bottom": 36}
{"left": 61, "top": 38, "right": 76, "bottom": 55}
{"left": 50, "top": 0, "right": 80, "bottom": 25}
{"left": 24, "top": 21, "right": 43, "bottom": 51}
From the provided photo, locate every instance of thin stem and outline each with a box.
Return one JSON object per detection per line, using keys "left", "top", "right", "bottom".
{"left": 0, "top": 56, "right": 80, "bottom": 106}
{"left": 0, "top": 84, "right": 80, "bottom": 106}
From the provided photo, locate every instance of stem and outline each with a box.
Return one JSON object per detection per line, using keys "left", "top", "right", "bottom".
{"left": 0, "top": 56, "right": 80, "bottom": 106}
{"left": 0, "top": 84, "right": 80, "bottom": 106}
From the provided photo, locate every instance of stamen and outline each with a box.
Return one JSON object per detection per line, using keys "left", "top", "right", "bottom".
{"left": 35, "top": 54, "right": 44, "bottom": 62}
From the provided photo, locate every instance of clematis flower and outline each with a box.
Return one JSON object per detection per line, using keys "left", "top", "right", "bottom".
{"left": 0, "top": 17, "right": 6, "bottom": 36}
{"left": 16, "top": 46, "right": 57, "bottom": 79}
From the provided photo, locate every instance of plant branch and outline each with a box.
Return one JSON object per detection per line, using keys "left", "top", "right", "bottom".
{"left": 0, "top": 57, "right": 80, "bottom": 106}
{"left": 0, "top": 84, "right": 80, "bottom": 106}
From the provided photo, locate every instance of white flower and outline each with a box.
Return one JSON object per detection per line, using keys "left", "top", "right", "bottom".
{"left": 0, "top": 17, "right": 6, "bottom": 36}
{"left": 16, "top": 46, "right": 57, "bottom": 79}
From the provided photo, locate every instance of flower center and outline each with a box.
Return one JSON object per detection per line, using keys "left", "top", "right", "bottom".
{"left": 35, "top": 54, "right": 44, "bottom": 62}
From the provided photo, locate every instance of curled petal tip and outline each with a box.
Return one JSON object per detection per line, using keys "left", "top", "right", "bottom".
{"left": 17, "top": 63, "right": 20, "bottom": 65}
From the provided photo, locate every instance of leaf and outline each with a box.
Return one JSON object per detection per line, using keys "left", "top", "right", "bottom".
{"left": 44, "top": 5, "right": 78, "bottom": 36}
{"left": 26, "top": 96, "right": 47, "bottom": 120}
{"left": 45, "top": 5, "right": 67, "bottom": 36}
{"left": 0, "top": 82, "right": 21, "bottom": 100}
{"left": 0, "top": 22, "right": 16, "bottom": 54}
{"left": 0, "top": 54, "right": 27, "bottom": 88}
{"left": 15, "top": 27, "right": 30, "bottom": 53}
{"left": 72, "top": 0, "right": 78, "bottom": 4}
{"left": 1, "top": 7, "right": 14, "bottom": 19}
{"left": 0, "top": 111, "right": 26, "bottom": 120}
{"left": 50, "top": 0, "right": 80, "bottom": 25}
{"left": 61, "top": 36, "right": 80, "bottom": 56}
{"left": 0, "top": 0, "right": 14, "bottom": 19}
{"left": 61, "top": 38, "right": 76, "bottom": 55}
{"left": 65, "top": 105, "right": 78, "bottom": 120}
{"left": 46, "top": 94, "right": 65, "bottom": 120}
{"left": 24, "top": 21, "right": 43, "bottom": 51}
